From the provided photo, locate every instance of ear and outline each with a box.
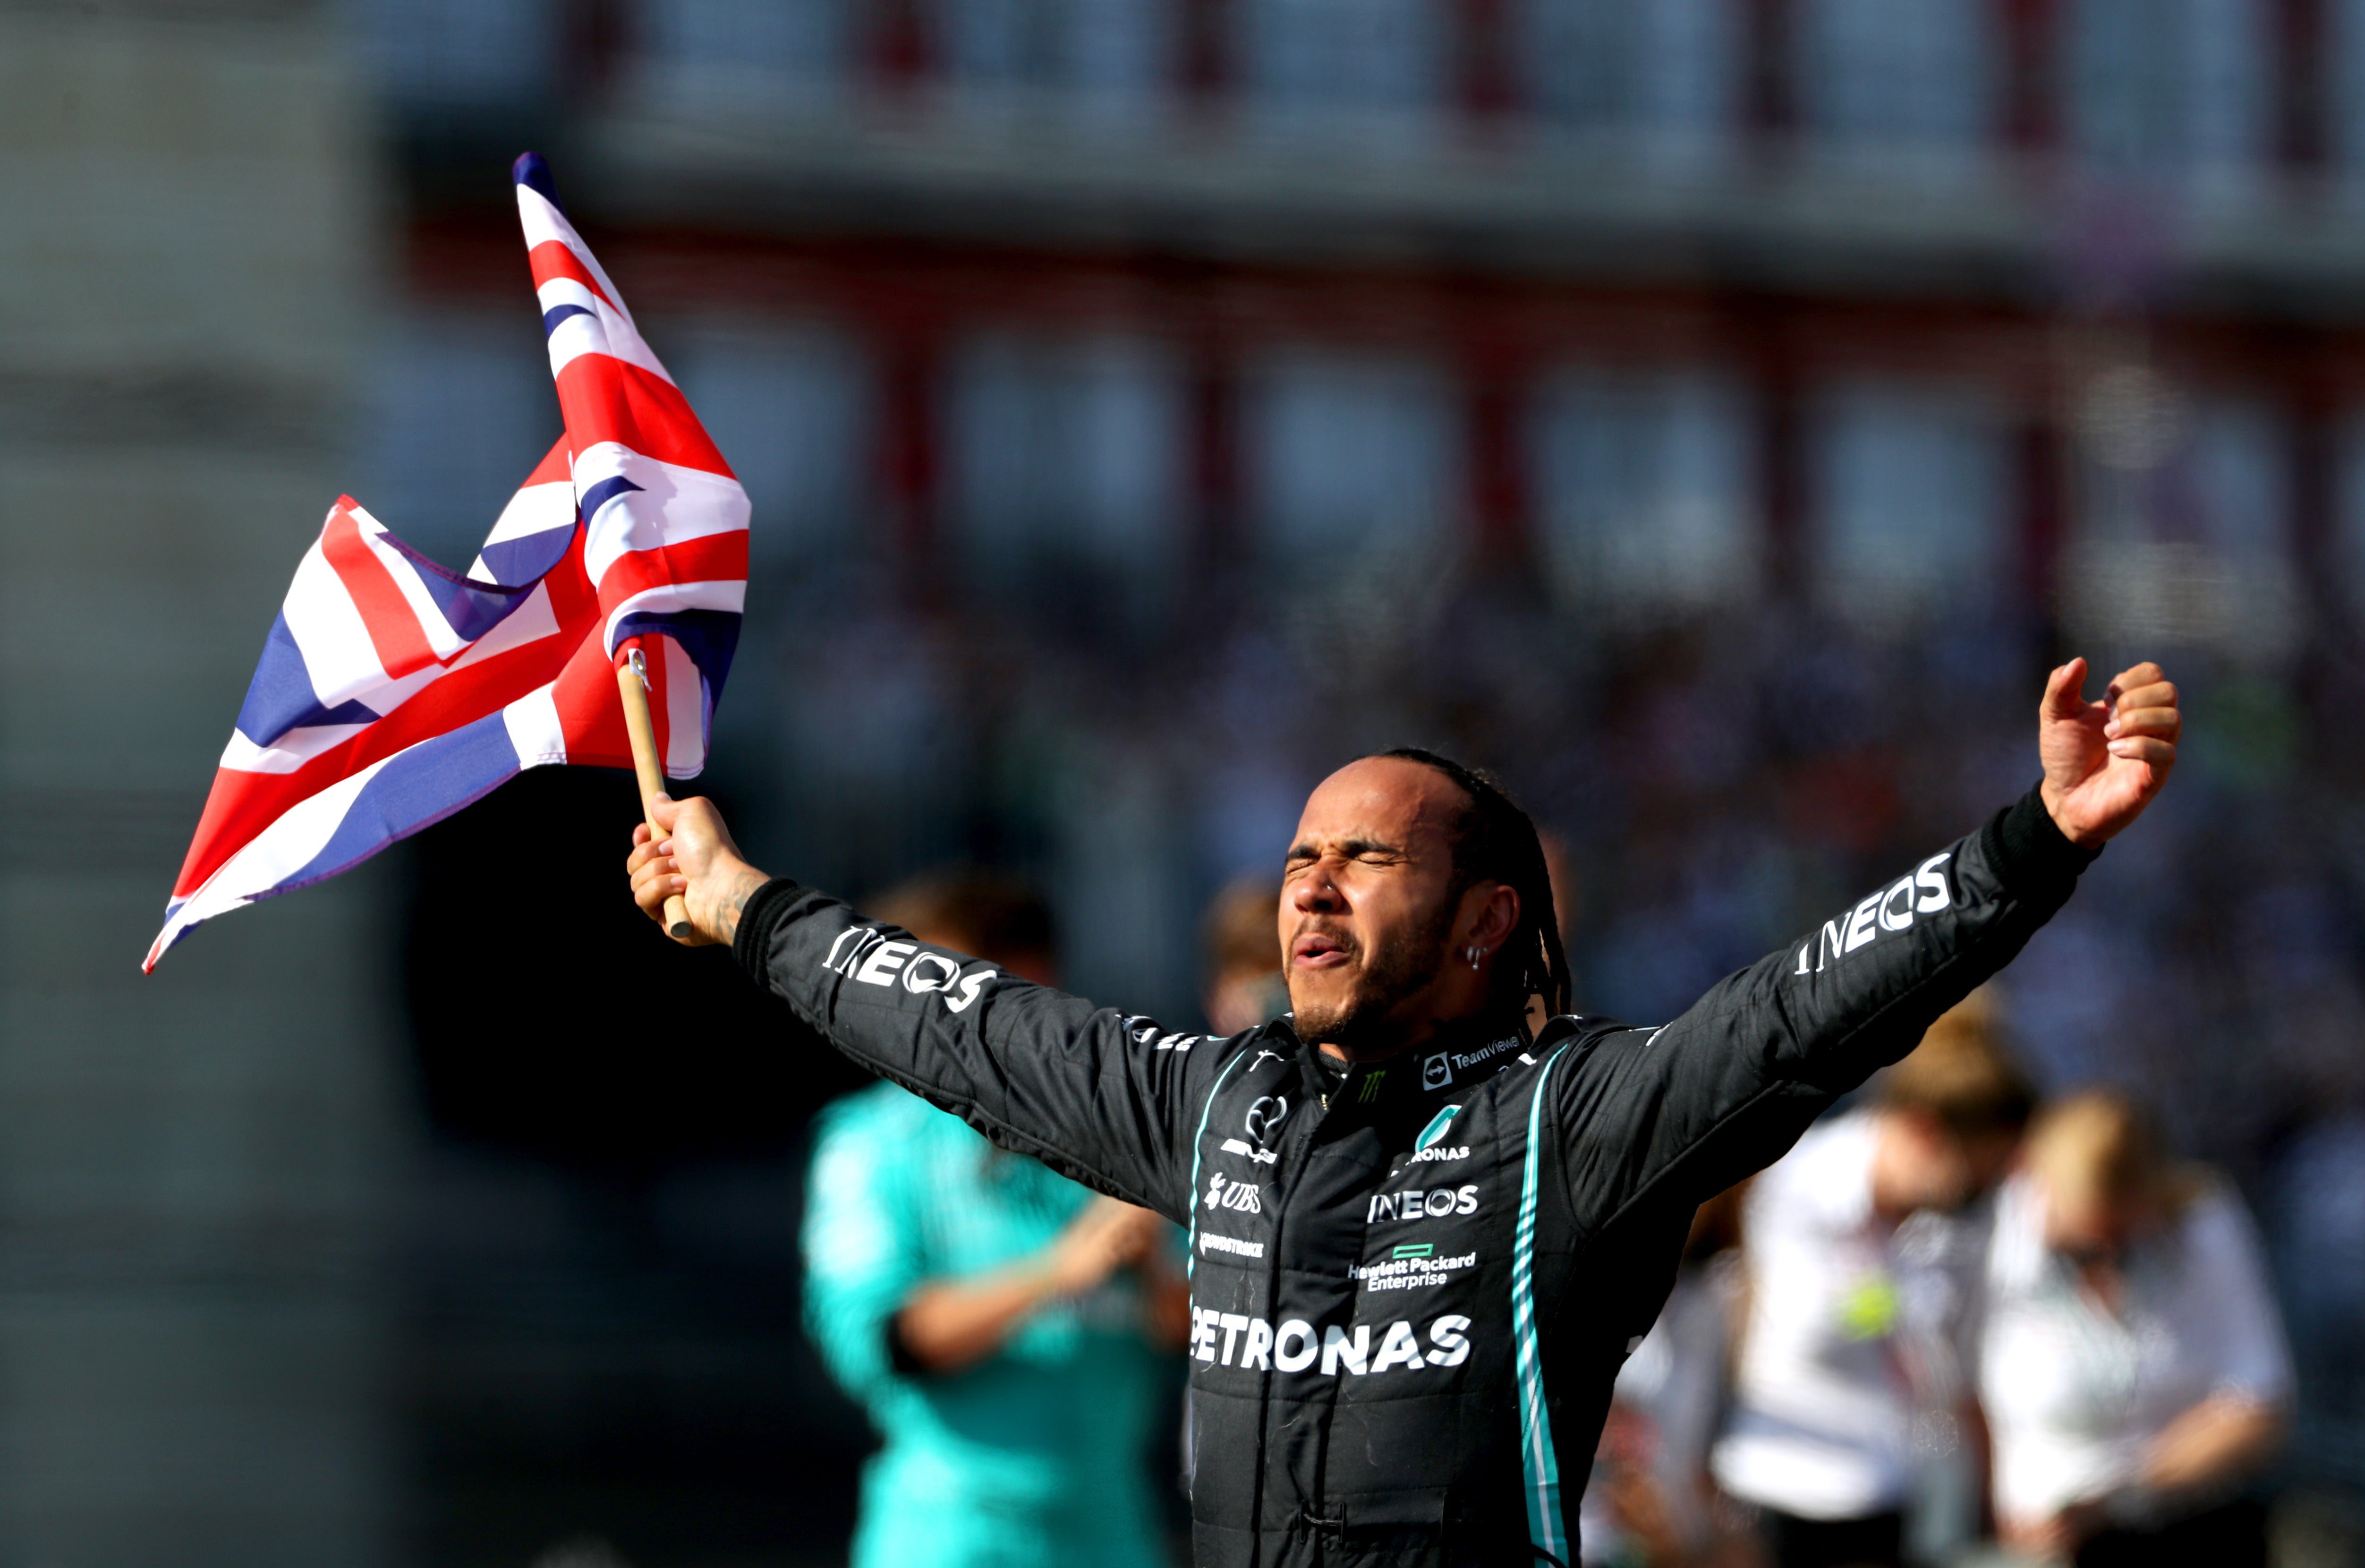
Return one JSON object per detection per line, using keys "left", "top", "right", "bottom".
{"left": 1463, "top": 882, "right": 1521, "bottom": 953}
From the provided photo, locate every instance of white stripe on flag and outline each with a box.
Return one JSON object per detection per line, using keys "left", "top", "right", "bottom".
{"left": 502, "top": 682, "right": 568, "bottom": 767}
{"left": 575, "top": 443, "right": 751, "bottom": 590}
{"left": 148, "top": 750, "right": 404, "bottom": 961}
{"left": 662, "top": 633, "right": 703, "bottom": 778}
{"left": 599, "top": 580, "right": 747, "bottom": 661}
{"left": 283, "top": 535, "right": 396, "bottom": 710}
{"left": 470, "top": 480, "right": 578, "bottom": 584}
{"left": 515, "top": 184, "right": 633, "bottom": 327}
{"left": 538, "top": 278, "right": 674, "bottom": 385}
{"left": 351, "top": 503, "right": 467, "bottom": 659}
{"left": 221, "top": 722, "right": 373, "bottom": 775}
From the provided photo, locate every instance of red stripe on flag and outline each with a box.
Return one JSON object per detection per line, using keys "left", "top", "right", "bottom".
{"left": 593, "top": 530, "right": 749, "bottom": 610}
{"left": 555, "top": 356, "right": 738, "bottom": 479}
{"left": 321, "top": 501, "right": 440, "bottom": 679}
{"left": 550, "top": 634, "right": 634, "bottom": 771}
{"left": 522, "top": 436, "right": 573, "bottom": 488}
{"left": 170, "top": 620, "right": 585, "bottom": 897}
{"left": 528, "top": 240, "right": 621, "bottom": 315}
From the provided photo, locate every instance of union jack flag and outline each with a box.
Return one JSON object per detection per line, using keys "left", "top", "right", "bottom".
{"left": 145, "top": 154, "right": 749, "bottom": 971}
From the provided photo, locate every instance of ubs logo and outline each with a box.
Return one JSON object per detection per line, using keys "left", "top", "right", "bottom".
{"left": 1421, "top": 1053, "right": 1452, "bottom": 1091}
{"left": 1206, "top": 1173, "right": 1262, "bottom": 1213}
{"left": 1243, "top": 1095, "right": 1290, "bottom": 1146}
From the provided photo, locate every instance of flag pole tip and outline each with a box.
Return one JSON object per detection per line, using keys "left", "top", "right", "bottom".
{"left": 512, "top": 153, "right": 564, "bottom": 215}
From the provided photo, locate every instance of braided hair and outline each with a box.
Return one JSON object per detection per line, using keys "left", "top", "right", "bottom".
{"left": 1376, "top": 748, "right": 1572, "bottom": 1025}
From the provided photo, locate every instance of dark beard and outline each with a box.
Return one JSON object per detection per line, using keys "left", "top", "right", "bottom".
{"left": 1293, "top": 900, "right": 1457, "bottom": 1053}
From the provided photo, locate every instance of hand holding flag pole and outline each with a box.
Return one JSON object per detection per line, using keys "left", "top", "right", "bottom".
{"left": 617, "top": 644, "right": 696, "bottom": 940}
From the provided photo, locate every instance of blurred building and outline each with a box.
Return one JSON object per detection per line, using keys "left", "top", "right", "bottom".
{"left": 0, "top": 3, "right": 397, "bottom": 1565}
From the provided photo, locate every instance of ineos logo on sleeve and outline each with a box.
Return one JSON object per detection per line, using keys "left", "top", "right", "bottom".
{"left": 1243, "top": 1096, "right": 1290, "bottom": 1146}
{"left": 1795, "top": 853, "right": 1953, "bottom": 976}
{"left": 822, "top": 926, "right": 997, "bottom": 1013}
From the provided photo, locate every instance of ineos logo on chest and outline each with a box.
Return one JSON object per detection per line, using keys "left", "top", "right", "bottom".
{"left": 1368, "top": 1185, "right": 1479, "bottom": 1223}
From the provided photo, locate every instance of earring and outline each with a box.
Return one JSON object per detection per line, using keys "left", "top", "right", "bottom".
{"left": 1465, "top": 946, "right": 1483, "bottom": 969}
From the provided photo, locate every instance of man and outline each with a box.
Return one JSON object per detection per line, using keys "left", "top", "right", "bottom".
{"left": 802, "top": 871, "right": 1189, "bottom": 1568}
{"left": 630, "top": 658, "right": 2178, "bottom": 1567}
{"left": 1713, "top": 1003, "right": 2037, "bottom": 1568}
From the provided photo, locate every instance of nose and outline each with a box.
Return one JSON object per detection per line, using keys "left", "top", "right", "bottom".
{"left": 1292, "top": 862, "right": 1343, "bottom": 913}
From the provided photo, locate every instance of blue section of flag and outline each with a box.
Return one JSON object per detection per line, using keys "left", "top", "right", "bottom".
{"left": 578, "top": 473, "right": 644, "bottom": 519}
{"left": 613, "top": 607, "right": 742, "bottom": 694}
{"left": 372, "top": 526, "right": 544, "bottom": 642}
{"left": 475, "top": 524, "right": 577, "bottom": 590}
{"left": 543, "top": 303, "right": 594, "bottom": 336}
{"left": 278, "top": 713, "right": 522, "bottom": 894}
{"left": 235, "top": 614, "right": 380, "bottom": 746}
{"left": 512, "top": 151, "right": 565, "bottom": 214}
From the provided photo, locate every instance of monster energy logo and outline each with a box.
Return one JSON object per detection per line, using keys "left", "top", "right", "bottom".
{"left": 1357, "top": 1071, "right": 1387, "bottom": 1103}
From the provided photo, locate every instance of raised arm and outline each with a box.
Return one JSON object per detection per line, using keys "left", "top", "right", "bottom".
{"left": 1553, "top": 659, "right": 2178, "bottom": 1232}
{"left": 629, "top": 794, "right": 1218, "bottom": 1224}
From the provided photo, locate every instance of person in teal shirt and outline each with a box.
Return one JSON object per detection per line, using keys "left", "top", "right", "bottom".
{"left": 802, "top": 872, "right": 1189, "bottom": 1568}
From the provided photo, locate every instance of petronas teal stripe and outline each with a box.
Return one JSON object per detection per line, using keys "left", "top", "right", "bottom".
{"left": 1183, "top": 1050, "right": 1252, "bottom": 1280}
{"left": 1512, "top": 1044, "right": 1573, "bottom": 1563}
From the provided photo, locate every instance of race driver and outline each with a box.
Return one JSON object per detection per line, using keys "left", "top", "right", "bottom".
{"left": 627, "top": 657, "right": 2179, "bottom": 1568}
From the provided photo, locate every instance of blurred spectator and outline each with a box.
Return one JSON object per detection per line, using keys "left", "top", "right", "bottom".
{"left": 1580, "top": 1183, "right": 1758, "bottom": 1568}
{"left": 802, "top": 870, "right": 1190, "bottom": 1568}
{"left": 1713, "top": 998, "right": 2037, "bottom": 1568}
{"left": 1981, "top": 1091, "right": 2290, "bottom": 1568}
{"left": 1201, "top": 875, "right": 1286, "bottom": 1036}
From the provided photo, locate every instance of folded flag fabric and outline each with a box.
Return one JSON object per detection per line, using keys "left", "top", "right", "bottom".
{"left": 144, "top": 153, "right": 749, "bottom": 971}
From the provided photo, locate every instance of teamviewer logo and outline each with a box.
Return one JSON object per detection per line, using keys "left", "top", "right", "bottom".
{"left": 1422, "top": 1053, "right": 1451, "bottom": 1091}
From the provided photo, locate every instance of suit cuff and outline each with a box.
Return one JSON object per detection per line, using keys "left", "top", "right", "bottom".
{"left": 1984, "top": 784, "right": 2101, "bottom": 895}
{"left": 731, "top": 875, "right": 806, "bottom": 972}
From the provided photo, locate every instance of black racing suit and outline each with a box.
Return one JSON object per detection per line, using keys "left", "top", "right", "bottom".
{"left": 736, "top": 787, "right": 2097, "bottom": 1567}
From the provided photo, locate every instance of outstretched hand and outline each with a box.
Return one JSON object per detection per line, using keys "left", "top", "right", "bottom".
{"left": 2038, "top": 657, "right": 2179, "bottom": 847}
{"left": 627, "top": 794, "right": 769, "bottom": 946}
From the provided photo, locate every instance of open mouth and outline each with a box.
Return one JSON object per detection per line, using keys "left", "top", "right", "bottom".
{"left": 1290, "top": 929, "right": 1353, "bottom": 970}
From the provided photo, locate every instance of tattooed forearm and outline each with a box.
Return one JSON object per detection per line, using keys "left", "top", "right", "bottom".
{"left": 703, "top": 861, "right": 770, "bottom": 946}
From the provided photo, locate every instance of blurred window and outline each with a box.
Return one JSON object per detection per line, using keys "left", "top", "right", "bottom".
{"left": 1812, "top": 380, "right": 2011, "bottom": 625}
{"left": 2331, "top": 0, "right": 2365, "bottom": 179}
{"left": 671, "top": 324, "right": 876, "bottom": 571}
{"left": 937, "top": 0, "right": 1175, "bottom": 120}
{"left": 1515, "top": 0, "right": 1741, "bottom": 158}
{"left": 2062, "top": 0, "right": 2272, "bottom": 183}
{"left": 345, "top": 0, "right": 560, "bottom": 109}
{"left": 1795, "top": 0, "right": 1999, "bottom": 155}
{"left": 2070, "top": 384, "right": 2298, "bottom": 656}
{"left": 633, "top": 0, "right": 858, "bottom": 111}
{"left": 2339, "top": 411, "right": 2365, "bottom": 626}
{"left": 1530, "top": 369, "right": 1760, "bottom": 612}
{"left": 1242, "top": 349, "right": 1460, "bottom": 563}
{"left": 945, "top": 332, "right": 1186, "bottom": 606}
{"left": 360, "top": 309, "right": 561, "bottom": 574}
{"left": 1235, "top": 0, "right": 1447, "bottom": 138}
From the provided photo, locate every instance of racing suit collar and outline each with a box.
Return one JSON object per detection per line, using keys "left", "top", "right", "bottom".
{"left": 1282, "top": 1015, "right": 1527, "bottom": 1130}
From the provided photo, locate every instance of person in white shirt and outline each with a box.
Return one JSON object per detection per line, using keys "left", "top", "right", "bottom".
{"left": 1980, "top": 1090, "right": 2290, "bottom": 1567}
{"left": 1713, "top": 1005, "right": 2035, "bottom": 1568}
{"left": 1580, "top": 1184, "right": 1750, "bottom": 1568}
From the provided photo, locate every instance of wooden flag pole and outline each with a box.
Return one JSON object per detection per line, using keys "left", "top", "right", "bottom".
{"left": 617, "top": 645, "right": 696, "bottom": 939}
